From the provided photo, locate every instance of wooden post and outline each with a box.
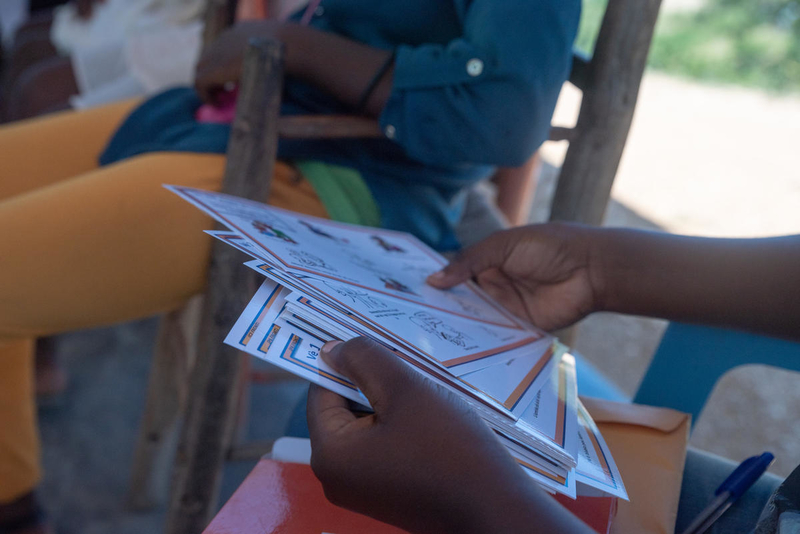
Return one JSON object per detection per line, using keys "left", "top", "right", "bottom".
{"left": 548, "top": 0, "right": 662, "bottom": 225}
{"left": 164, "top": 39, "right": 285, "bottom": 534}
{"left": 128, "top": 297, "right": 201, "bottom": 510}
{"left": 127, "top": 0, "right": 240, "bottom": 512}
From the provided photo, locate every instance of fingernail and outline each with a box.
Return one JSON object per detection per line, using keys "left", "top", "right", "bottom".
{"left": 322, "top": 340, "right": 343, "bottom": 353}
{"left": 427, "top": 271, "right": 446, "bottom": 283}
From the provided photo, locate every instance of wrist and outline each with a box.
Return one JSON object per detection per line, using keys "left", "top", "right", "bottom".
{"left": 586, "top": 227, "right": 662, "bottom": 316}
{"left": 460, "top": 480, "right": 591, "bottom": 534}
{"left": 584, "top": 226, "right": 615, "bottom": 314}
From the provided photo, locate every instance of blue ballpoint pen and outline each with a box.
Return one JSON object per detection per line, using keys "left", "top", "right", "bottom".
{"left": 680, "top": 452, "right": 775, "bottom": 534}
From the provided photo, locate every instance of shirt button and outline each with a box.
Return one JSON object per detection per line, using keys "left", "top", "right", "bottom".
{"left": 315, "top": 5, "right": 325, "bottom": 16}
{"left": 466, "top": 58, "right": 484, "bottom": 77}
{"left": 384, "top": 125, "right": 396, "bottom": 139}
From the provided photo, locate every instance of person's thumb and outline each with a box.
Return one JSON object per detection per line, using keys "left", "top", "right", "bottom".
{"left": 321, "top": 337, "right": 418, "bottom": 410}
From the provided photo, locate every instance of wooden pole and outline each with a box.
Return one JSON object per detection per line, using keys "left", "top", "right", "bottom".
{"left": 164, "top": 38, "right": 285, "bottom": 534}
{"left": 128, "top": 297, "right": 200, "bottom": 510}
{"left": 549, "top": 0, "right": 662, "bottom": 225}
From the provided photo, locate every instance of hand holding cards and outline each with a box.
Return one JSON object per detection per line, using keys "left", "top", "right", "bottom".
{"left": 168, "top": 185, "right": 627, "bottom": 500}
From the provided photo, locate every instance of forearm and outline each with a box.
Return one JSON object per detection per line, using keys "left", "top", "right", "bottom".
{"left": 590, "top": 229, "right": 800, "bottom": 341}
{"left": 462, "top": 481, "right": 594, "bottom": 534}
{"left": 279, "top": 23, "right": 393, "bottom": 117}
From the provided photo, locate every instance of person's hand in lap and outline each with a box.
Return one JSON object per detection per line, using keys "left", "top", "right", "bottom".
{"left": 307, "top": 337, "right": 592, "bottom": 534}
{"left": 194, "top": 20, "right": 286, "bottom": 103}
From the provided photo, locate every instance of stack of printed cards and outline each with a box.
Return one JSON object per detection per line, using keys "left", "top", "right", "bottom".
{"left": 168, "top": 185, "right": 628, "bottom": 501}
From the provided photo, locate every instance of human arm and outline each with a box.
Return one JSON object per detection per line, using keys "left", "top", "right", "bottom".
{"left": 195, "top": 0, "right": 581, "bottom": 166}
{"left": 194, "top": 20, "right": 394, "bottom": 116}
{"left": 307, "top": 338, "right": 594, "bottom": 534}
{"left": 427, "top": 224, "right": 800, "bottom": 341}
{"left": 376, "top": 0, "right": 580, "bottom": 166}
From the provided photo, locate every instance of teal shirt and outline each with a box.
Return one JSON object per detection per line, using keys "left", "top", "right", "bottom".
{"left": 102, "top": 0, "right": 581, "bottom": 251}
{"left": 281, "top": 0, "right": 581, "bottom": 250}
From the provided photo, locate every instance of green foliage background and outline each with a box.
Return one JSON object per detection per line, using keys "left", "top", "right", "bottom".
{"left": 577, "top": 0, "right": 800, "bottom": 93}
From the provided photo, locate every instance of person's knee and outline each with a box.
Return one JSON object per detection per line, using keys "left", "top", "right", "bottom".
{"left": 117, "top": 152, "right": 226, "bottom": 189}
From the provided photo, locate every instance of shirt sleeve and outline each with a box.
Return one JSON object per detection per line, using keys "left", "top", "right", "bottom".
{"left": 379, "top": 0, "right": 581, "bottom": 167}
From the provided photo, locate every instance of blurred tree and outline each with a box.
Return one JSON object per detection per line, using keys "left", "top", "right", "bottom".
{"left": 576, "top": 0, "right": 800, "bottom": 92}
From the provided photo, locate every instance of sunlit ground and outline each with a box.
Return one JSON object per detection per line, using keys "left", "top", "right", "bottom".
{"left": 540, "top": 69, "right": 800, "bottom": 476}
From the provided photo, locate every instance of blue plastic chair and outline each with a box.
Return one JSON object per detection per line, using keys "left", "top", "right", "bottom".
{"left": 633, "top": 322, "right": 800, "bottom": 427}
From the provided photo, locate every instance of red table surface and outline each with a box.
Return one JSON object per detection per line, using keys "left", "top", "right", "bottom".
{"left": 204, "top": 459, "right": 616, "bottom": 534}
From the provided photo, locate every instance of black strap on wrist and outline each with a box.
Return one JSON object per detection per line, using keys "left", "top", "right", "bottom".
{"left": 355, "top": 50, "right": 396, "bottom": 114}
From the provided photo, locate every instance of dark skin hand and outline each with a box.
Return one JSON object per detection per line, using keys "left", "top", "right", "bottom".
{"left": 195, "top": 21, "right": 394, "bottom": 115}
{"left": 430, "top": 223, "right": 598, "bottom": 332}
{"left": 193, "top": 21, "right": 270, "bottom": 104}
{"left": 428, "top": 223, "right": 800, "bottom": 342}
{"left": 307, "top": 338, "right": 593, "bottom": 534}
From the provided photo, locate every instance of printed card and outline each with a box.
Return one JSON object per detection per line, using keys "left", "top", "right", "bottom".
{"left": 224, "top": 279, "right": 288, "bottom": 351}
{"left": 456, "top": 341, "right": 558, "bottom": 418}
{"left": 171, "top": 186, "right": 530, "bottom": 329}
{"left": 295, "top": 275, "right": 542, "bottom": 371}
{"left": 241, "top": 259, "right": 545, "bottom": 377}
{"left": 516, "top": 351, "right": 580, "bottom": 467}
{"left": 205, "top": 230, "right": 277, "bottom": 264}
{"left": 575, "top": 400, "right": 629, "bottom": 500}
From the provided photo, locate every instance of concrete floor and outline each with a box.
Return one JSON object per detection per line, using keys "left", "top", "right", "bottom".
{"left": 39, "top": 319, "right": 308, "bottom": 534}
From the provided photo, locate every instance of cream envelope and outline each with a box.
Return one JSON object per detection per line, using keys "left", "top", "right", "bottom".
{"left": 581, "top": 397, "right": 691, "bottom": 534}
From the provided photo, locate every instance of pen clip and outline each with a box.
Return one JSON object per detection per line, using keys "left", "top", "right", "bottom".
{"left": 715, "top": 452, "right": 775, "bottom": 500}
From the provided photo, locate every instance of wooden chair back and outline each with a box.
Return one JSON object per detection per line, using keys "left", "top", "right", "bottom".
{"left": 492, "top": 0, "right": 663, "bottom": 226}
{"left": 128, "top": 0, "right": 278, "bottom": 515}
{"left": 164, "top": 40, "right": 285, "bottom": 534}
{"left": 549, "top": 0, "right": 662, "bottom": 225}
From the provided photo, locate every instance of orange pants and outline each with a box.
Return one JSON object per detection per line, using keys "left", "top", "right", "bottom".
{"left": 0, "top": 101, "right": 327, "bottom": 502}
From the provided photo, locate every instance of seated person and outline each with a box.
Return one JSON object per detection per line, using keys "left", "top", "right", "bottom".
{"left": 2, "top": 0, "right": 207, "bottom": 121}
{"left": 0, "top": 1, "right": 581, "bottom": 532}
{"left": 307, "top": 224, "right": 800, "bottom": 533}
